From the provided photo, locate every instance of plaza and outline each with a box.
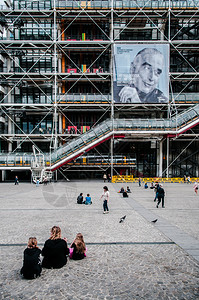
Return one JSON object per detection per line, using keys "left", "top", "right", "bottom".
{"left": 0, "top": 180, "right": 199, "bottom": 299}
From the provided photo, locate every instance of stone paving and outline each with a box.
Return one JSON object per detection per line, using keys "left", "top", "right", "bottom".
{"left": 0, "top": 181, "right": 199, "bottom": 299}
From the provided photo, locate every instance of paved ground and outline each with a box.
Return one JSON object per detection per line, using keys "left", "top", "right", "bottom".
{"left": 0, "top": 180, "right": 199, "bottom": 299}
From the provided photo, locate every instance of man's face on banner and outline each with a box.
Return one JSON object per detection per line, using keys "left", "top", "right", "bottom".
{"left": 133, "top": 52, "right": 163, "bottom": 94}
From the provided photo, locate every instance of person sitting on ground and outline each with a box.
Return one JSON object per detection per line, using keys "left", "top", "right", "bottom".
{"left": 123, "top": 190, "right": 129, "bottom": 198}
{"left": 42, "top": 226, "right": 69, "bottom": 269}
{"left": 126, "top": 186, "right": 131, "bottom": 193}
{"left": 144, "top": 182, "right": 148, "bottom": 189}
{"left": 193, "top": 180, "right": 198, "bottom": 195}
{"left": 85, "top": 193, "right": 92, "bottom": 205}
{"left": 20, "top": 237, "right": 42, "bottom": 279}
{"left": 69, "top": 233, "right": 87, "bottom": 260}
{"left": 119, "top": 187, "right": 125, "bottom": 193}
{"left": 150, "top": 182, "right": 155, "bottom": 189}
{"left": 77, "top": 193, "right": 84, "bottom": 204}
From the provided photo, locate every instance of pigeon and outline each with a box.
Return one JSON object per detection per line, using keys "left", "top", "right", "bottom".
{"left": 151, "top": 219, "right": 158, "bottom": 223}
{"left": 119, "top": 215, "right": 126, "bottom": 223}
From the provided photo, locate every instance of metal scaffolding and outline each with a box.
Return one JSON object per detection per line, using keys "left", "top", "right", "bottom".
{"left": 0, "top": 0, "right": 199, "bottom": 180}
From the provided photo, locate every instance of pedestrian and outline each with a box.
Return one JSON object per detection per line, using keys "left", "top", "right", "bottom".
{"left": 20, "top": 237, "right": 42, "bottom": 279}
{"left": 107, "top": 174, "right": 111, "bottom": 182}
{"left": 15, "top": 176, "right": 19, "bottom": 185}
{"left": 42, "top": 226, "right": 69, "bottom": 269}
{"left": 193, "top": 180, "right": 198, "bottom": 195}
{"left": 138, "top": 177, "right": 141, "bottom": 187}
{"left": 144, "top": 182, "right": 148, "bottom": 189}
{"left": 100, "top": 186, "right": 109, "bottom": 214}
{"left": 85, "top": 193, "right": 92, "bottom": 205}
{"left": 187, "top": 176, "right": 191, "bottom": 184}
{"left": 36, "top": 179, "right": 40, "bottom": 186}
{"left": 69, "top": 233, "right": 87, "bottom": 260}
{"left": 103, "top": 173, "right": 107, "bottom": 182}
{"left": 77, "top": 193, "right": 84, "bottom": 204}
{"left": 183, "top": 174, "right": 186, "bottom": 183}
{"left": 156, "top": 184, "right": 165, "bottom": 208}
{"left": 43, "top": 177, "right": 48, "bottom": 185}
{"left": 154, "top": 182, "right": 159, "bottom": 202}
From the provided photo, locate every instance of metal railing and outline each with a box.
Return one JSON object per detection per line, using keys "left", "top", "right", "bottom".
{"left": 9, "top": 0, "right": 199, "bottom": 10}
{"left": 0, "top": 104, "right": 199, "bottom": 169}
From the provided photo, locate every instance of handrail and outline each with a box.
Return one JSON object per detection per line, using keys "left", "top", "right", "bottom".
{"left": 0, "top": 104, "right": 198, "bottom": 170}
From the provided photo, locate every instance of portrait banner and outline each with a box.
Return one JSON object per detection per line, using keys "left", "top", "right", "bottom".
{"left": 113, "top": 44, "right": 169, "bottom": 104}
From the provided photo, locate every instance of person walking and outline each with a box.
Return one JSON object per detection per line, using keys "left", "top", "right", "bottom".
{"left": 103, "top": 173, "right": 107, "bottom": 182}
{"left": 107, "top": 174, "right": 111, "bottom": 183}
{"left": 156, "top": 184, "right": 165, "bottom": 208}
{"left": 183, "top": 174, "right": 186, "bottom": 183}
{"left": 15, "top": 176, "right": 19, "bottom": 185}
{"left": 138, "top": 177, "right": 141, "bottom": 187}
{"left": 154, "top": 182, "right": 159, "bottom": 202}
{"left": 100, "top": 186, "right": 109, "bottom": 214}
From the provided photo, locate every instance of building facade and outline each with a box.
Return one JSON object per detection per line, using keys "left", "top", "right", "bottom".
{"left": 0, "top": 0, "right": 199, "bottom": 180}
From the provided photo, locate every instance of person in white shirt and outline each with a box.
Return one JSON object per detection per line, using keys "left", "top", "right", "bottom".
{"left": 100, "top": 186, "right": 109, "bottom": 214}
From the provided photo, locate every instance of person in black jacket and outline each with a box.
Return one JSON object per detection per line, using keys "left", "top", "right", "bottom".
{"left": 42, "top": 226, "right": 69, "bottom": 269}
{"left": 20, "top": 237, "right": 42, "bottom": 279}
{"left": 69, "top": 233, "right": 87, "bottom": 260}
{"left": 77, "top": 193, "right": 83, "bottom": 204}
{"left": 156, "top": 184, "right": 165, "bottom": 208}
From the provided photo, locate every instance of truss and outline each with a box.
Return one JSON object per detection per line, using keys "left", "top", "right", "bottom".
{"left": 0, "top": 0, "right": 199, "bottom": 178}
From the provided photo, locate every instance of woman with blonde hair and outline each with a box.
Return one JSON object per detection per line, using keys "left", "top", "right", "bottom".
{"left": 20, "top": 237, "right": 42, "bottom": 279}
{"left": 42, "top": 226, "right": 69, "bottom": 269}
{"left": 69, "top": 233, "right": 87, "bottom": 260}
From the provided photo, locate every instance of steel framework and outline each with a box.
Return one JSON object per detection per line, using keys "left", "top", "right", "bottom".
{"left": 0, "top": 0, "right": 199, "bottom": 180}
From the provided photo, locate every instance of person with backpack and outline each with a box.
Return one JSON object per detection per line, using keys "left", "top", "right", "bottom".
{"left": 156, "top": 184, "right": 165, "bottom": 208}
{"left": 77, "top": 193, "right": 83, "bottom": 204}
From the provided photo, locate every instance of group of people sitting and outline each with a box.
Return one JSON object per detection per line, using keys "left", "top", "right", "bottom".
{"left": 118, "top": 186, "right": 131, "bottom": 197}
{"left": 77, "top": 193, "right": 92, "bottom": 205}
{"left": 20, "top": 226, "right": 87, "bottom": 280}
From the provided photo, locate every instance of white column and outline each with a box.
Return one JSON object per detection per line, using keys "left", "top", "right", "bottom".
{"left": 58, "top": 113, "right": 62, "bottom": 135}
{"left": 159, "top": 140, "right": 163, "bottom": 177}
{"left": 2, "top": 170, "right": 5, "bottom": 181}
{"left": 166, "top": 137, "right": 169, "bottom": 178}
{"left": 110, "top": 0, "right": 114, "bottom": 180}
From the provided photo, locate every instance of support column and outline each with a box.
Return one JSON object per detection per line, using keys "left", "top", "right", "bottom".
{"left": 159, "top": 140, "right": 163, "bottom": 177}
{"left": 2, "top": 170, "right": 5, "bottom": 182}
{"left": 166, "top": 137, "right": 169, "bottom": 178}
{"left": 7, "top": 86, "right": 12, "bottom": 153}
{"left": 110, "top": 0, "right": 114, "bottom": 180}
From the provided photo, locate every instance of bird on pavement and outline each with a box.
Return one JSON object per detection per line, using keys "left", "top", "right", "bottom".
{"left": 119, "top": 215, "right": 126, "bottom": 223}
{"left": 151, "top": 219, "right": 158, "bottom": 223}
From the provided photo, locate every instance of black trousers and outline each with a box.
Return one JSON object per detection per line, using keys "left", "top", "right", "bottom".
{"left": 157, "top": 196, "right": 164, "bottom": 207}
{"left": 103, "top": 200, "right": 109, "bottom": 211}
